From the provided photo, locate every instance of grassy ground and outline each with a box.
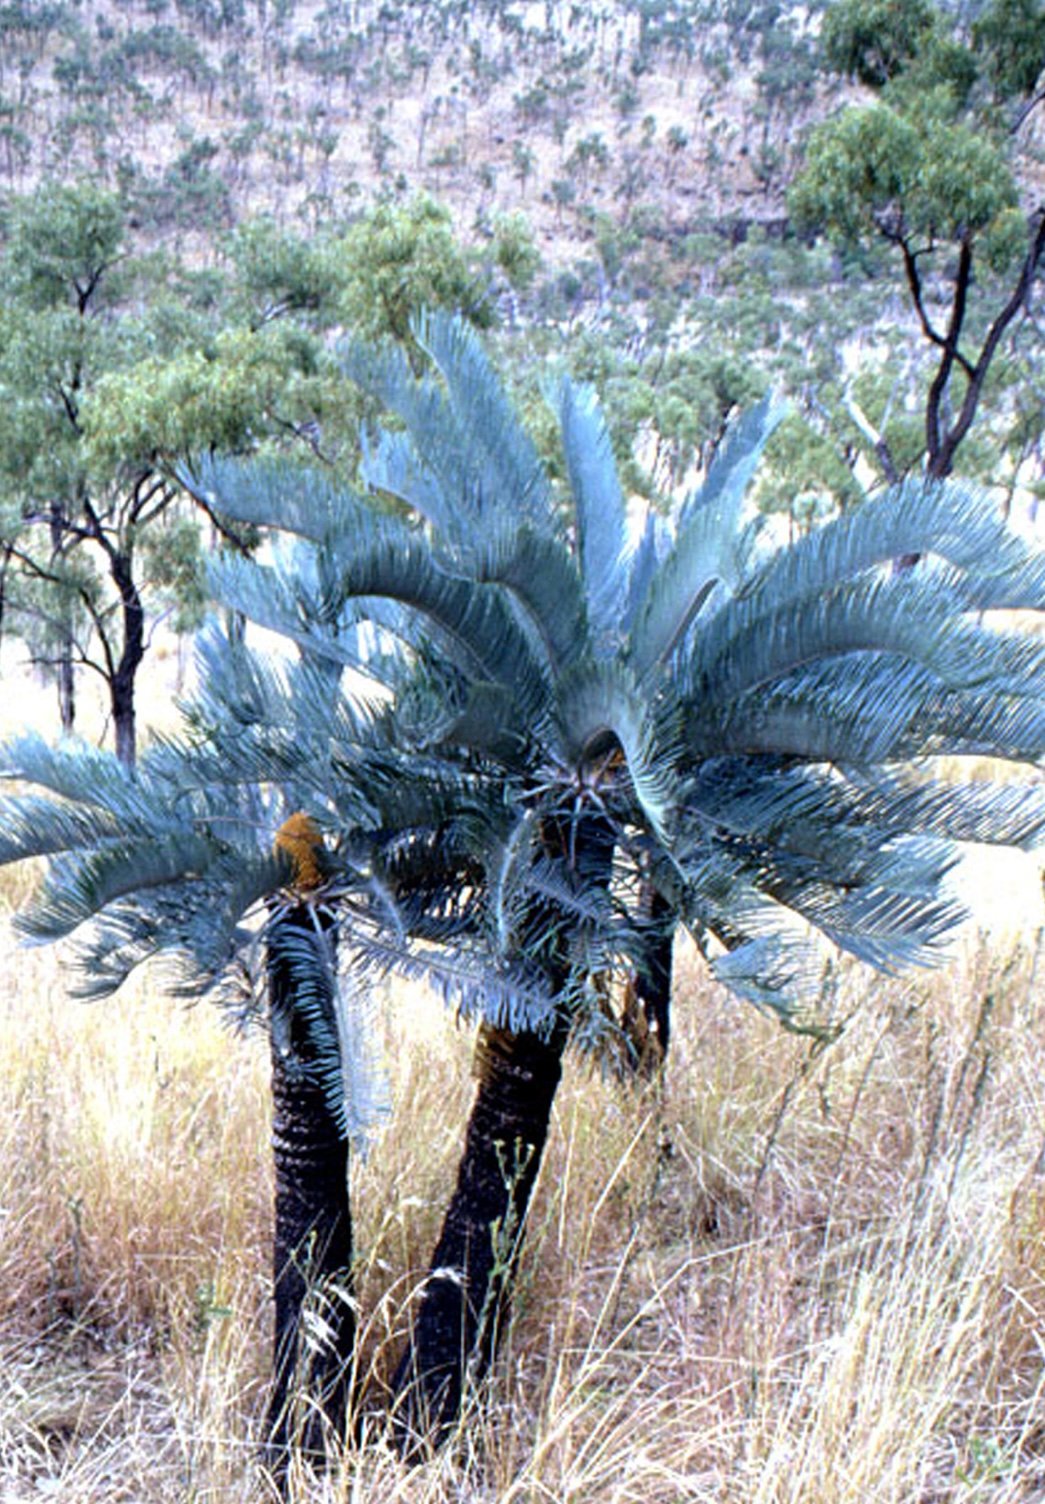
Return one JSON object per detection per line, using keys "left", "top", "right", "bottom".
{"left": 0, "top": 870, "right": 1043, "bottom": 1501}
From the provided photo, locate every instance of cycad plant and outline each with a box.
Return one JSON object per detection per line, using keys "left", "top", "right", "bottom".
{"left": 2, "top": 315, "right": 1044, "bottom": 1459}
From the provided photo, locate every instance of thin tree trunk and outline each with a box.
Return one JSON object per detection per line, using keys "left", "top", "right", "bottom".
{"left": 390, "top": 1015, "right": 568, "bottom": 1455}
{"left": 109, "top": 551, "right": 144, "bottom": 768}
{"left": 265, "top": 904, "right": 354, "bottom": 1474}
{"left": 56, "top": 649, "right": 75, "bottom": 737}
{"left": 48, "top": 502, "right": 75, "bottom": 737}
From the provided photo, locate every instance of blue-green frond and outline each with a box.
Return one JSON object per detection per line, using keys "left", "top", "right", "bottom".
{"left": 359, "top": 426, "right": 455, "bottom": 535}
{"left": 0, "top": 733, "right": 157, "bottom": 829}
{"left": 628, "top": 396, "right": 783, "bottom": 678}
{"left": 0, "top": 793, "right": 123, "bottom": 865}
{"left": 679, "top": 394, "right": 785, "bottom": 531}
{"left": 266, "top": 911, "right": 344, "bottom": 1129}
{"left": 685, "top": 761, "right": 1045, "bottom": 857}
{"left": 188, "top": 625, "right": 384, "bottom": 749}
{"left": 206, "top": 553, "right": 363, "bottom": 672}
{"left": 523, "top": 851, "right": 623, "bottom": 933}
{"left": 709, "top": 933, "right": 841, "bottom": 1038}
{"left": 472, "top": 525, "right": 586, "bottom": 677}
{"left": 623, "top": 508, "right": 671, "bottom": 633}
{"left": 785, "top": 882, "right": 965, "bottom": 972}
{"left": 323, "top": 532, "right": 549, "bottom": 714}
{"left": 689, "top": 566, "right": 1036, "bottom": 715}
{"left": 166, "top": 634, "right": 391, "bottom": 825}
{"left": 557, "top": 377, "right": 627, "bottom": 646}
{"left": 345, "top": 319, "right": 550, "bottom": 541}
{"left": 435, "top": 682, "right": 531, "bottom": 763}
{"left": 739, "top": 476, "right": 1045, "bottom": 613}
{"left": 15, "top": 833, "right": 222, "bottom": 943}
{"left": 68, "top": 903, "right": 192, "bottom": 1001}
{"left": 208, "top": 534, "right": 431, "bottom": 688}
{"left": 268, "top": 910, "right": 393, "bottom": 1149}
{"left": 190, "top": 623, "right": 300, "bottom": 730}
{"left": 413, "top": 312, "right": 552, "bottom": 529}
{"left": 331, "top": 966, "right": 391, "bottom": 1153}
{"left": 185, "top": 452, "right": 368, "bottom": 545}
{"left": 485, "top": 811, "right": 538, "bottom": 958}
{"left": 823, "top": 771, "right": 1045, "bottom": 849}
{"left": 344, "top": 339, "right": 477, "bottom": 533}
{"left": 690, "top": 654, "right": 948, "bottom": 764}
{"left": 340, "top": 754, "right": 496, "bottom": 841}
{"left": 70, "top": 848, "right": 283, "bottom": 1002}
{"left": 896, "top": 685, "right": 1045, "bottom": 765}
{"left": 354, "top": 928, "right": 560, "bottom": 1036}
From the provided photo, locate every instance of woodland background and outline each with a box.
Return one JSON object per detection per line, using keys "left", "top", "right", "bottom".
{"left": 0, "top": 1, "right": 1044, "bottom": 1500}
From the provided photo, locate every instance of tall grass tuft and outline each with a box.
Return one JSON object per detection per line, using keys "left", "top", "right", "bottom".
{"left": 1, "top": 880, "right": 1043, "bottom": 1500}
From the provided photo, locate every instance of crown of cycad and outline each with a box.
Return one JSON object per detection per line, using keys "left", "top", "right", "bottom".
{"left": 1, "top": 313, "right": 1043, "bottom": 1052}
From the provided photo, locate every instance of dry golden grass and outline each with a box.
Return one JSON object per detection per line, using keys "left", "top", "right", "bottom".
{"left": 0, "top": 866, "right": 1043, "bottom": 1501}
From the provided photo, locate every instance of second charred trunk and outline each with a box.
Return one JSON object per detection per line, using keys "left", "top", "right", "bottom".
{"left": 390, "top": 1016, "right": 568, "bottom": 1454}
{"left": 391, "top": 813, "right": 615, "bottom": 1456}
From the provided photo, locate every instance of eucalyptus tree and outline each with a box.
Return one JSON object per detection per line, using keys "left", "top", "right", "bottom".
{"left": 790, "top": 0, "right": 1045, "bottom": 482}
{"left": 2, "top": 316, "right": 1044, "bottom": 1467}
{"left": 0, "top": 182, "right": 356, "bottom": 764}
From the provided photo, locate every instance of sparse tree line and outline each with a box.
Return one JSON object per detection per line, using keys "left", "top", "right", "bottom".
{"left": 0, "top": 0, "right": 1042, "bottom": 1489}
{"left": 4, "top": 0, "right": 1043, "bottom": 763}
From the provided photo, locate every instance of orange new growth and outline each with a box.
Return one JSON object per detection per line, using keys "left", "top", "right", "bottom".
{"left": 274, "top": 811, "right": 326, "bottom": 892}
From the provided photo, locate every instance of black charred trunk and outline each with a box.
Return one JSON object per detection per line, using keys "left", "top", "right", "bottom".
{"left": 265, "top": 905, "right": 354, "bottom": 1473}
{"left": 390, "top": 1016, "right": 568, "bottom": 1454}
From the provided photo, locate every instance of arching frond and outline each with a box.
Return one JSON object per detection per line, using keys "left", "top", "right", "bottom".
{"left": 739, "top": 476, "right": 1045, "bottom": 613}
{"left": 628, "top": 395, "right": 783, "bottom": 678}
{"left": 472, "top": 525, "right": 587, "bottom": 677}
{"left": 687, "top": 762, "right": 1045, "bottom": 852}
{"left": 16, "top": 833, "right": 229, "bottom": 943}
{"left": 0, "top": 733, "right": 158, "bottom": 827}
{"left": 345, "top": 317, "right": 550, "bottom": 543}
{"left": 0, "top": 794, "right": 123, "bottom": 864}
{"left": 709, "top": 932, "right": 839, "bottom": 1036}
{"left": 558, "top": 377, "right": 627, "bottom": 646}
{"left": 323, "top": 531, "right": 550, "bottom": 715}
{"left": 185, "top": 452, "right": 368, "bottom": 545}
{"left": 896, "top": 685, "right": 1045, "bottom": 765}
{"left": 413, "top": 312, "right": 552, "bottom": 529}
{"left": 688, "top": 653, "right": 939, "bottom": 764}
{"left": 690, "top": 567, "right": 1045, "bottom": 711}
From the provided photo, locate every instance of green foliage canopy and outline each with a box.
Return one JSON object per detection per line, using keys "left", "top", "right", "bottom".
{"left": 790, "top": 0, "right": 1045, "bottom": 479}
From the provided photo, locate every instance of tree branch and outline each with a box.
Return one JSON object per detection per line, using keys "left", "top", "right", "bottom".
{"left": 842, "top": 391, "right": 899, "bottom": 483}
{"left": 179, "top": 483, "right": 256, "bottom": 557}
{"left": 926, "top": 234, "right": 974, "bottom": 474}
{"left": 897, "top": 236, "right": 976, "bottom": 378}
{"left": 1012, "top": 86, "right": 1045, "bottom": 136}
{"left": 935, "top": 210, "right": 1045, "bottom": 476}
